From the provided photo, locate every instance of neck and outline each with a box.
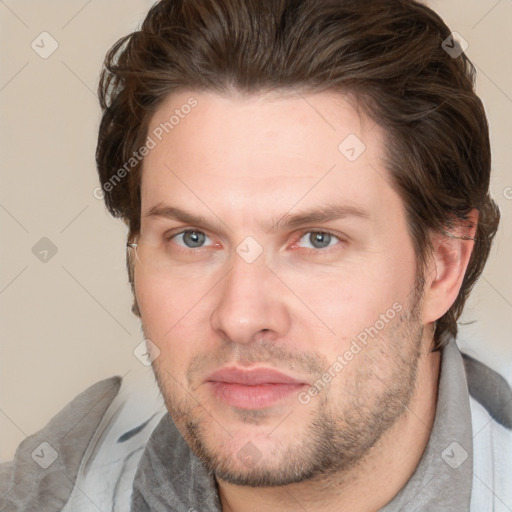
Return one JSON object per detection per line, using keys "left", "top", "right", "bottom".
{"left": 217, "top": 348, "right": 441, "bottom": 512}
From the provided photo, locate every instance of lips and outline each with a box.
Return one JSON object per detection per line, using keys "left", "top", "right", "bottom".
{"left": 205, "top": 367, "right": 308, "bottom": 409}
{"left": 207, "top": 367, "right": 305, "bottom": 386}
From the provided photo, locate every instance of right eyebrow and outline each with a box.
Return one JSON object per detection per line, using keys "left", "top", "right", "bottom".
{"left": 144, "top": 204, "right": 228, "bottom": 232}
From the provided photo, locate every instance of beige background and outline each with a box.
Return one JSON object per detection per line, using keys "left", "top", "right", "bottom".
{"left": 1, "top": 0, "right": 511, "bottom": 462}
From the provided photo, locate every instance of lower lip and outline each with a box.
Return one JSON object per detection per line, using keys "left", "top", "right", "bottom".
{"left": 208, "top": 382, "right": 306, "bottom": 409}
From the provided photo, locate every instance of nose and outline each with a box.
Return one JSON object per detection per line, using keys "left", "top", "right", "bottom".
{"left": 210, "top": 253, "right": 291, "bottom": 345}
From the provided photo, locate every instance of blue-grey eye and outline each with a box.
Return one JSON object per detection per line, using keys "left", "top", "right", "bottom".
{"left": 298, "top": 231, "right": 338, "bottom": 250}
{"left": 179, "top": 230, "right": 207, "bottom": 248}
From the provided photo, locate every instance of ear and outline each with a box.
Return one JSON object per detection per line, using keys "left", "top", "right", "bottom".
{"left": 422, "top": 209, "right": 478, "bottom": 324}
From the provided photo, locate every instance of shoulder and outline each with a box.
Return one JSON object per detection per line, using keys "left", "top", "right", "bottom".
{"left": 0, "top": 372, "right": 166, "bottom": 512}
{"left": 468, "top": 395, "right": 512, "bottom": 511}
{"left": 0, "top": 376, "right": 122, "bottom": 511}
{"left": 461, "top": 352, "right": 512, "bottom": 511}
{"left": 461, "top": 352, "right": 512, "bottom": 430}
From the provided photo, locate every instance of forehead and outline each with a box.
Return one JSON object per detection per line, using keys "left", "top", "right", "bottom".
{"left": 140, "top": 89, "right": 398, "bottom": 222}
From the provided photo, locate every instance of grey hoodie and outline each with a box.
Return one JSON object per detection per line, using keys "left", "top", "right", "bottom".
{"left": 1, "top": 340, "right": 511, "bottom": 511}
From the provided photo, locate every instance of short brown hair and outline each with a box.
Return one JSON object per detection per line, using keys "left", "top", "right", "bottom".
{"left": 96, "top": 0, "right": 500, "bottom": 349}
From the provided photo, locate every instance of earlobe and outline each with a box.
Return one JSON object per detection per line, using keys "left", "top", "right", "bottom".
{"left": 422, "top": 209, "right": 478, "bottom": 325}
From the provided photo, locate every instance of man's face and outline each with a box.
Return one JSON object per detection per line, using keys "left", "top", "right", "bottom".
{"left": 134, "top": 90, "right": 427, "bottom": 485}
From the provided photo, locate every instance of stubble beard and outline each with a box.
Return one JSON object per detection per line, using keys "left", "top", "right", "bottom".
{"left": 147, "top": 288, "right": 425, "bottom": 488}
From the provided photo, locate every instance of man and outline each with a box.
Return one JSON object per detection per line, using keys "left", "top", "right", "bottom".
{"left": 1, "top": 0, "right": 511, "bottom": 510}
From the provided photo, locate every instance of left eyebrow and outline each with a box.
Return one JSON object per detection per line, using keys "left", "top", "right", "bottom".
{"left": 269, "top": 203, "right": 370, "bottom": 232}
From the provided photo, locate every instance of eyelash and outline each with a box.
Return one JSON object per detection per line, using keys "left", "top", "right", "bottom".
{"left": 165, "top": 228, "right": 345, "bottom": 255}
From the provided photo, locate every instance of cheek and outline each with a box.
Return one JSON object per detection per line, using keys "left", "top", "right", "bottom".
{"left": 135, "top": 269, "right": 212, "bottom": 330}
{"left": 282, "top": 257, "right": 415, "bottom": 348}
{"left": 135, "top": 273, "right": 202, "bottom": 369}
{"left": 135, "top": 274, "right": 171, "bottom": 331}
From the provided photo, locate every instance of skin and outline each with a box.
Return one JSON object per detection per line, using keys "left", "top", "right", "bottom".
{"left": 132, "top": 89, "right": 476, "bottom": 511}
